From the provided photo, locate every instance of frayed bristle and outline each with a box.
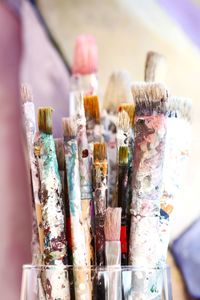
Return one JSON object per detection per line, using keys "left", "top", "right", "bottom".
{"left": 104, "top": 207, "right": 122, "bottom": 241}
{"left": 166, "top": 97, "right": 192, "bottom": 121}
{"left": 118, "top": 110, "right": 130, "bottom": 132}
{"left": 119, "top": 146, "right": 129, "bottom": 165}
{"left": 72, "top": 34, "right": 98, "bottom": 75}
{"left": 55, "top": 138, "right": 65, "bottom": 171}
{"left": 21, "top": 83, "right": 33, "bottom": 103}
{"left": 103, "top": 70, "right": 133, "bottom": 112}
{"left": 62, "top": 117, "right": 77, "bottom": 138}
{"left": 84, "top": 95, "right": 100, "bottom": 123}
{"left": 132, "top": 82, "right": 168, "bottom": 116}
{"left": 145, "top": 51, "right": 167, "bottom": 82}
{"left": 38, "top": 107, "right": 53, "bottom": 134}
{"left": 118, "top": 103, "right": 135, "bottom": 127}
{"left": 93, "top": 143, "right": 107, "bottom": 161}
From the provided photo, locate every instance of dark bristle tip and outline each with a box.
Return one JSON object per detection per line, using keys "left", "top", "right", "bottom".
{"left": 38, "top": 107, "right": 53, "bottom": 134}
{"left": 93, "top": 143, "right": 107, "bottom": 161}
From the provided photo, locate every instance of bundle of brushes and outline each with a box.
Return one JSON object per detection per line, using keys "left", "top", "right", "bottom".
{"left": 23, "top": 49, "right": 192, "bottom": 299}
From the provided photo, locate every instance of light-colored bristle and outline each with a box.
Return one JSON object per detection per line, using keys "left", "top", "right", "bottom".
{"left": 75, "top": 92, "right": 85, "bottom": 120}
{"left": 21, "top": 83, "right": 33, "bottom": 103}
{"left": 103, "top": 70, "right": 133, "bottom": 112}
{"left": 38, "top": 107, "right": 53, "bottom": 134}
{"left": 93, "top": 143, "right": 107, "bottom": 162}
{"left": 131, "top": 82, "right": 168, "bottom": 115}
{"left": 119, "top": 146, "right": 129, "bottom": 165}
{"left": 104, "top": 207, "right": 122, "bottom": 241}
{"left": 167, "top": 97, "right": 192, "bottom": 121}
{"left": 55, "top": 138, "right": 65, "bottom": 171}
{"left": 145, "top": 51, "right": 167, "bottom": 82}
{"left": 62, "top": 117, "right": 77, "bottom": 138}
{"left": 118, "top": 103, "right": 135, "bottom": 127}
{"left": 84, "top": 95, "right": 100, "bottom": 123}
{"left": 118, "top": 110, "right": 130, "bottom": 132}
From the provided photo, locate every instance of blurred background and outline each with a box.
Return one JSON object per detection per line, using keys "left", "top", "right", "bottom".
{"left": 1, "top": 0, "right": 200, "bottom": 299}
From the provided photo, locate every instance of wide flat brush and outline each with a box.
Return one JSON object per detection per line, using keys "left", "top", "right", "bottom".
{"left": 129, "top": 82, "right": 168, "bottom": 298}
{"left": 63, "top": 117, "right": 90, "bottom": 300}
{"left": 144, "top": 51, "right": 167, "bottom": 82}
{"left": 104, "top": 207, "right": 122, "bottom": 300}
{"left": 70, "top": 35, "right": 98, "bottom": 115}
{"left": 35, "top": 107, "right": 70, "bottom": 299}
{"left": 93, "top": 143, "right": 108, "bottom": 266}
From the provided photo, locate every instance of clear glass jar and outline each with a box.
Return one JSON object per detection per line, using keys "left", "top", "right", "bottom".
{"left": 20, "top": 264, "right": 172, "bottom": 300}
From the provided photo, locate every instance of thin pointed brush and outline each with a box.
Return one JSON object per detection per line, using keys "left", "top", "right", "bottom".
{"left": 144, "top": 51, "right": 167, "bottom": 82}
{"left": 93, "top": 143, "right": 108, "bottom": 266}
{"left": 104, "top": 207, "right": 122, "bottom": 300}
{"left": 103, "top": 70, "right": 132, "bottom": 207}
{"left": 129, "top": 82, "right": 168, "bottom": 298}
{"left": 84, "top": 94, "right": 101, "bottom": 147}
{"left": 117, "top": 146, "right": 129, "bottom": 265}
{"left": 70, "top": 35, "right": 98, "bottom": 115}
{"left": 63, "top": 117, "right": 90, "bottom": 300}
{"left": 34, "top": 107, "right": 70, "bottom": 299}
{"left": 159, "top": 97, "right": 192, "bottom": 265}
{"left": 21, "top": 84, "right": 44, "bottom": 263}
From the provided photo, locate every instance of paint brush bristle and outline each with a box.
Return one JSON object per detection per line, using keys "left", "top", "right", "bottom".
{"left": 93, "top": 143, "right": 107, "bottom": 162}
{"left": 62, "top": 117, "right": 77, "bottom": 138}
{"left": 119, "top": 146, "right": 129, "bottom": 165}
{"left": 167, "top": 97, "right": 192, "bottom": 121}
{"left": 103, "top": 70, "right": 132, "bottom": 112}
{"left": 132, "top": 82, "right": 168, "bottom": 115}
{"left": 38, "top": 107, "right": 53, "bottom": 134}
{"left": 145, "top": 51, "right": 167, "bottom": 82}
{"left": 84, "top": 95, "right": 100, "bottom": 123}
{"left": 72, "top": 34, "right": 98, "bottom": 75}
{"left": 118, "top": 103, "right": 135, "bottom": 127}
{"left": 21, "top": 83, "right": 33, "bottom": 103}
{"left": 104, "top": 207, "right": 122, "bottom": 241}
{"left": 118, "top": 110, "right": 130, "bottom": 133}
{"left": 55, "top": 138, "right": 65, "bottom": 171}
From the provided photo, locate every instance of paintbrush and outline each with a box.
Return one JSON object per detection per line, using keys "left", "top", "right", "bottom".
{"left": 117, "top": 146, "right": 129, "bottom": 265}
{"left": 144, "top": 51, "right": 167, "bottom": 82}
{"left": 93, "top": 143, "right": 108, "bottom": 266}
{"left": 159, "top": 96, "right": 192, "bottom": 265}
{"left": 21, "top": 84, "right": 44, "bottom": 264}
{"left": 129, "top": 82, "right": 168, "bottom": 298}
{"left": 104, "top": 207, "right": 122, "bottom": 300}
{"left": 75, "top": 92, "right": 94, "bottom": 268}
{"left": 34, "top": 107, "right": 70, "bottom": 299}
{"left": 84, "top": 94, "right": 101, "bottom": 147}
{"left": 70, "top": 35, "right": 98, "bottom": 115}
{"left": 63, "top": 117, "right": 90, "bottom": 300}
{"left": 102, "top": 70, "right": 132, "bottom": 207}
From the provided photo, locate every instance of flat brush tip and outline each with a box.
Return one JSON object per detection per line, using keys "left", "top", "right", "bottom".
{"left": 93, "top": 142, "right": 107, "bottom": 161}
{"left": 119, "top": 146, "right": 129, "bottom": 165}
{"left": 62, "top": 117, "right": 77, "bottom": 138}
{"left": 38, "top": 107, "right": 53, "bottom": 134}
{"left": 72, "top": 34, "right": 98, "bottom": 75}
{"left": 84, "top": 95, "right": 100, "bottom": 122}
{"left": 21, "top": 83, "right": 33, "bottom": 103}
{"left": 104, "top": 207, "right": 122, "bottom": 241}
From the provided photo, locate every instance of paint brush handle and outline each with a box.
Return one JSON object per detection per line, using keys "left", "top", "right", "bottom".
{"left": 95, "top": 216, "right": 105, "bottom": 266}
